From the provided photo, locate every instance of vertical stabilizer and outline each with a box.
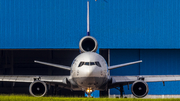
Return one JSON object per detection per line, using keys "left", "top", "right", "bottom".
{"left": 87, "top": 1, "right": 90, "bottom": 36}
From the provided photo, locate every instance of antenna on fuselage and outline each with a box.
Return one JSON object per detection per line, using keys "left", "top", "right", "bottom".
{"left": 87, "top": 1, "right": 90, "bottom": 36}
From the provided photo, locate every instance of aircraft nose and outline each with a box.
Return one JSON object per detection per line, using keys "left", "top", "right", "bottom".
{"left": 86, "top": 66, "right": 101, "bottom": 77}
{"left": 77, "top": 66, "right": 102, "bottom": 77}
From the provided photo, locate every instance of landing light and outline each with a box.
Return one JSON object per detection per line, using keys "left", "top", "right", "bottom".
{"left": 86, "top": 89, "right": 92, "bottom": 93}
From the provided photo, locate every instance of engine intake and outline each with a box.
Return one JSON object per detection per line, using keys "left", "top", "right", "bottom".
{"left": 131, "top": 80, "right": 149, "bottom": 98}
{"left": 79, "top": 36, "right": 98, "bottom": 53}
{"left": 29, "top": 81, "right": 47, "bottom": 97}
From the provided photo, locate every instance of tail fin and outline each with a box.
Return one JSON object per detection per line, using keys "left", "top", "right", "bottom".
{"left": 87, "top": 1, "right": 90, "bottom": 36}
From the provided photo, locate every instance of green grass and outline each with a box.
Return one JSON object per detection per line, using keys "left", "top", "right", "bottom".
{"left": 0, "top": 95, "right": 179, "bottom": 101}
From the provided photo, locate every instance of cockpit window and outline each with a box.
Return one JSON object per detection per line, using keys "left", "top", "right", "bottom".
{"left": 95, "top": 62, "right": 101, "bottom": 67}
{"left": 78, "top": 61, "right": 101, "bottom": 67}
{"left": 90, "top": 62, "right": 95, "bottom": 65}
{"left": 78, "top": 62, "right": 84, "bottom": 67}
{"left": 85, "top": 62, "right": 89, "bottom": 65}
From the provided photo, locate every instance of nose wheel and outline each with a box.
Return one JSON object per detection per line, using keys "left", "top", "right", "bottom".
{"left": 87, "top": 93, "right": 92, "bottom": 97}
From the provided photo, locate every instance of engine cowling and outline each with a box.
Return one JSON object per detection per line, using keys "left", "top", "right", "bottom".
{"left": 79, "top": 36, "right": 98, "bottom": 53}
{"left": 131, "top": 80, "right": 149, "bottom": 98}
{"left": 29, "top": 81, "right": 47, "bottom": 97}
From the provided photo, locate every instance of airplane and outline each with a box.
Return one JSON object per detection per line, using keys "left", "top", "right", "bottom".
{"left": 1, "top": 1, "right": 180, "bottom": 98}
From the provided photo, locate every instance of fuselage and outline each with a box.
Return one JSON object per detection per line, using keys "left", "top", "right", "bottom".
{"left": 69, "top": 52, "right": 109, "bottom": 91}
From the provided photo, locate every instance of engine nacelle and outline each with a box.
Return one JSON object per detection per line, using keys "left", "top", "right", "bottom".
{"left": 79, "top": 36, "right": 98, "bottom": 53}
{"left": 29, "top": 81, "right": 47, "bottom": 97}
{"left": 131, "top": 80, "right": 149, "bottom": 98}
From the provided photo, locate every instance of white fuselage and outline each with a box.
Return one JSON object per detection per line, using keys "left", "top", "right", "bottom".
{"left": 68, "top": 52, "right": 109, "bottom": 91}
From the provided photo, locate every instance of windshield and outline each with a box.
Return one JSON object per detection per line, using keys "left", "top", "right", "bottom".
{"left": 78, "top": 61, "right": 101, "bottom": 67}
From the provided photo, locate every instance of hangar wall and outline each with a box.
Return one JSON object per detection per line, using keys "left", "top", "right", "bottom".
{"left": 110, "top": 49, "right": 180, "bottom": 95}
{"left": 0, "top": 0, "right": 180, "bottom": 49}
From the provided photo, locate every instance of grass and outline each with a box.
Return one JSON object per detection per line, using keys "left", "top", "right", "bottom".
{"left": 0, "top": 95, "right": 179, "bottom": 101}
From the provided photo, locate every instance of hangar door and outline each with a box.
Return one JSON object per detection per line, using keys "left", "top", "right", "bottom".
{"left": 110, "top": 49, "right": 180, "bottom": 95}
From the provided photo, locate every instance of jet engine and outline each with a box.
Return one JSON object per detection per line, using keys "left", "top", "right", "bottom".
{"left": 131, "top": 80, "right": 149, "bottom": 98}
{"left": 79, "top": 36, "right": 98, "bottom": 53}
{"left": 29, "top": 81, "right": 47, "bottom": 97}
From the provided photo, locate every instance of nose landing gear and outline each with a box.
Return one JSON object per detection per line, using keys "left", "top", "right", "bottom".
{"left": 85, "top": 88, "right": 93, "bottom": 97}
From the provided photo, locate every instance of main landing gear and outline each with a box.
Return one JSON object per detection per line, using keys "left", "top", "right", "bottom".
{"left": 115, "top": 85, "right": 124, "bottom": 98}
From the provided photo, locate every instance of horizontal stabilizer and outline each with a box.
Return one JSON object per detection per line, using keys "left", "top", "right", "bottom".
{"left": 34, "top": 60, "right": 71, "bottom": 70}
{"left": 108, "top": 60, "right": 142, "bottom": 70}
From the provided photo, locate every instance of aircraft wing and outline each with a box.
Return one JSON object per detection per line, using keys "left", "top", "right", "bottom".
{"left": 109, "top": 75, "right": 180, "bottom": 88}
{"left": 0, "top": 75, "right": 72, "bottom": 89}
{"left": 108, "top": 60, "right": 142, "bottom": 70}
{"left": 0, "top": 75, "right": 69, "bottom": 83}
{"left": 34, "top": 60, "right": 71, "bottom": 70}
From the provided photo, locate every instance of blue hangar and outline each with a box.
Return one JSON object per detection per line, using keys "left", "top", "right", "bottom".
{"left": 0, "top": 0, "right": 180, "bottom": 98}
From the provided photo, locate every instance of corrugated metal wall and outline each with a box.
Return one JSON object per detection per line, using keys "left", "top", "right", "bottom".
{"left": 110, "top": 49, "right": 180, "bottom": 95}
{"left": 0, "top": 0, "right": 87, "bottom": 49}
{"left": 1, "top": 0, "right": 180, "bottom": 49}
